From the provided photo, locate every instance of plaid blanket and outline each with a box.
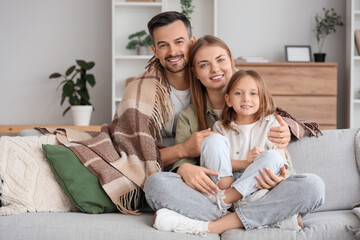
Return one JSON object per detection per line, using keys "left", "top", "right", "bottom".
{"left": 38, "top": 58, "right": 170, "bottom": 215}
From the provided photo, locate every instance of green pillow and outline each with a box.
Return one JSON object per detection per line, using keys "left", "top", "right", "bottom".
{"left": 42, "top": 144, "right": 117, "bottom": 214}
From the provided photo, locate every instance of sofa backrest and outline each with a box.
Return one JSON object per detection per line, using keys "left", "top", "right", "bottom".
{"left": 287, "top": 128, "right": 360, "bottom": 212}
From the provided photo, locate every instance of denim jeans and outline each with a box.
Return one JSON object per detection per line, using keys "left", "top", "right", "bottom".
{"left": 200, "top": 134, "right": 285, "bottom": 198}
{"left": 144, "top": 172, "right": 325, "bottom": 230}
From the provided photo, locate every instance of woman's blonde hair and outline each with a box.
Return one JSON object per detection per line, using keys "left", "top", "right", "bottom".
{"left": 189, "top": 35, "right": 237, "bottom": 131}
{"left": 221, "top": 70, "right": 276, "bottom": 128}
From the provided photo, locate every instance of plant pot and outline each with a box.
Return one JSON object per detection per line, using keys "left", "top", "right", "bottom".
{"left": 137, "top": 46, "right": 150, "bottom": 55}
{"left": 314, "top": 53, "right": 326, "bottom": 62}
{"left": 71, "top": 105, "right": 93, "bottom": 126}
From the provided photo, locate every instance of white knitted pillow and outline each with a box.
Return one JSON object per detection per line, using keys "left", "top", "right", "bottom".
{"left": 0, "top": 135, "right": 76, "bottom": 215}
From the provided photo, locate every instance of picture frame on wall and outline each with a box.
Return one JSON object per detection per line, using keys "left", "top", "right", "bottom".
{"left": 285, "top": 45, "right": 312, "bottom": 62}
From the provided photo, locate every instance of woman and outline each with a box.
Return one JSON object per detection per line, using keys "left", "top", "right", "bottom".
{"left": 145, "top": 35, "right": 325, "bottom": 236}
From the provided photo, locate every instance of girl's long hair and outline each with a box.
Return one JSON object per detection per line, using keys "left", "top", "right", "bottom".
{"left": 221, "top": 70, "right": 276, "bottom": 128}
{"left": 189, "top": 35, "right": 236, "bottom": 131}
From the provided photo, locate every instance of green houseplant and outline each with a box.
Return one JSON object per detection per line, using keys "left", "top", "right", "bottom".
{"left": 314, "top": 8, "right": 344, "bottom": 62}
{"left": 49, "top": 60, "right": 96, "bottom": 125}
{"left": 126, "top": 30, "right": 152, "bottom": 55}
{"left": 180, "top": 0, "right": 194, "bottom": 20}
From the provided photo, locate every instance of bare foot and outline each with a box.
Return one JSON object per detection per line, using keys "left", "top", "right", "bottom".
{"left": 297, "top": 214, "right": 303, "bottom": 228}
{"left": 153, "top": 212, "right": 157, "bottom": 226}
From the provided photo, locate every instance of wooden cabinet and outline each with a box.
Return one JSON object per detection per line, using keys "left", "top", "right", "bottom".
{"left": 235, "top": 62, "right": 337, "bottom": 129}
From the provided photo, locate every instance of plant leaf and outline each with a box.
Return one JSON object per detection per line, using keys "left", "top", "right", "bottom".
{"left": 49, "top": 73, "right": 62, "bottom": 79}
{"left": 76, "top": 60, "right": 87, "bottom": 69}
{"left": 85, "top": 74, "right": 96, "bottom": 86}
{"left": 62, "top": 106, "right": 71, "bottom": 116}
{"left": 65, "top": 65, "right": 76, "bottom": 76}
{"left": 86, "top": 61, "right": 95, "bottom": 70}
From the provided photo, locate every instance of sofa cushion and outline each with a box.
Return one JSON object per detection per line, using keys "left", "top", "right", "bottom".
{"left": 287, "top": 129, "right": 360, "bottom": 212}
{"left": 0, "top": 136, "right": 76, "bottom": 215}
{"left": 221, "top": 210, "right": 359, "bottom": 240}
{"left": 0, "top": 212, "right": 220, "bottom": 240}
{"left": 42, "top": 144, "right": 117, "bottom": 214}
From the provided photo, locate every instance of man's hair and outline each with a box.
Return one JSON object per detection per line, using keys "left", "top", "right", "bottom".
{"left": 147, "top": 11, "right": 192, "bottom": 41}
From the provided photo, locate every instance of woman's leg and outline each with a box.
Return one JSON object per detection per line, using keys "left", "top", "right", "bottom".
{"left": 200, "top": 134, "right": 233, "bottom": 189}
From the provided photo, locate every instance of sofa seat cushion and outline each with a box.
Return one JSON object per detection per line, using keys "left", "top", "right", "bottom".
{"left": 221, "top": 210, "right": 359, "bottom": 240}
{"left": 0, "top": 212, "right": 220, "bottom": 240}
{"left": 287, "top": 129, "right": 360, "bottom": 212}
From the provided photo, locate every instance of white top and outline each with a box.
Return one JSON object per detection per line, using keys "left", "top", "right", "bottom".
{"left": 233, "top": 121, "right": 257, "bottom": 160}
{"left": 162, "top": 86, "right": 190, "bottom": 137}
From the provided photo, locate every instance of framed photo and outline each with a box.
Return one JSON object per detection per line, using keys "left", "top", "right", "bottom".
{"left": 285, "top": 45, "right": 312, "bottom": 62}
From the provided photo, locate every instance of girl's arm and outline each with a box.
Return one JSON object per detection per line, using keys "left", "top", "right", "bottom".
{"left": 231, "top": 147, "right": 262, "bottom": 171}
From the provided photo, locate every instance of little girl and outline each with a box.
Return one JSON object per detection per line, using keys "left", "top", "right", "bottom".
{"left": 200, "top": 69, "right": 295, "bottom": 211}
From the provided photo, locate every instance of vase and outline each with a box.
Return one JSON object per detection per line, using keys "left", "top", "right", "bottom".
{"left": 314, "top": 53, "right": 326, "bottom": 62}
{"left": 71, "top": 105, "right": 93, "bottom": 126}
{"left": 137, "top": 46, "right": 149, "bottom": 55}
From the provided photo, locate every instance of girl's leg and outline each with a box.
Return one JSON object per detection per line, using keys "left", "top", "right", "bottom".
{"left": 225, "top": 149, "right": 284, "bottom": 204}
{"left": 200, "top": 134, "right": 233, "bottom": 189}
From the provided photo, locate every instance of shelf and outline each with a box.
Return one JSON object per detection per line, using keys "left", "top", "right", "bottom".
{"left": 354, "top": 99, "right": 360, "bottom": 103}
{"left": 114, "top": 2, "right": 162, "bottom": 7}
{"left": 354, "top": 56, "right": 360, "bottom": 60}
{"left": 114, "top": 98, "right": 122, "bottom": 102}
{"left": 115, "top": 55, "right": 153, "bottom": 60}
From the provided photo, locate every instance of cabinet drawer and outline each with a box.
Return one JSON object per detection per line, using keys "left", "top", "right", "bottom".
{"left": 274, "top": 96, "right": 337, "bottom": 125}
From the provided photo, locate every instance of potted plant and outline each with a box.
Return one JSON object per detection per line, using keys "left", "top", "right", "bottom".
{"left": 314, "top": 8, "right": 344, "bottom": 62}
{"left": 180, "top": 0, "right": 195, "bottom": 20}
{"left": 126, "top": 30, "right": 152, "bottom": 55}
{"left": 49, "top": 60, "right": 96, "bottom": 126}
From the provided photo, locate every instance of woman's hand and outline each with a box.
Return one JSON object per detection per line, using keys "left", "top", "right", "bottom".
{"left": 268, "top": 115, "right": 291, "bottom": 149}
{"left": 255, "top": 166, "right": 286, "bottom": 189}
{"left": 177, "top": 163, "right": 219, "bottom": 195}
{"left": 182, "top": 128, "right": 215, "bottom": 158}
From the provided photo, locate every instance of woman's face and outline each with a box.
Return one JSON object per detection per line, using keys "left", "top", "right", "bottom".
{"left": 192, "top": 45, "right": 233, "bottom": 92}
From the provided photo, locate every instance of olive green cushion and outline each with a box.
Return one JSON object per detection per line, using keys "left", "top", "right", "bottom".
{"left": 42, "top": 144, "right": 117, "bottom": 214}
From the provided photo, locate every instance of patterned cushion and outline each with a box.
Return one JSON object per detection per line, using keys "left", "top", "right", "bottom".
{"left": 0, "top": 136, "right": 76, "bottom": 215}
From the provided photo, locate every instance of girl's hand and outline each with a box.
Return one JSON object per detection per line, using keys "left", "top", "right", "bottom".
{"left": 255, "top": 165, "right": 286, "bottom": 189}
{"left": 177, "top": 163, "right": 219, "bottom": 195}
{"left": 247, "top": 147, "right": 262, "bottom": 165}
{"left": 268, "top": 115, "right": 291, "bottom": 149}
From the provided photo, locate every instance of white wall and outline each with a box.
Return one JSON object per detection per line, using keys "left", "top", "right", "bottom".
{"left": 215, "top": 0, "right": 346, "bottom": 128}
{"left": 0, "top": 0, "right": 112, "bottom": 125}
{"left": 0, "top": 0, "right": 347, "bottom": 128}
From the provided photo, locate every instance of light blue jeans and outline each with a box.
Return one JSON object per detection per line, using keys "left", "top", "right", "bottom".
{"left": 200, "top": 134, "right": 285, "bottom": 199}
{"left": 145, "top": 172, "right": 325, "bottom": 230}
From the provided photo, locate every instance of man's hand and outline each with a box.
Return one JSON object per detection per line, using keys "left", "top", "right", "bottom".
{"left": 181, "top": 128, "right": 215, "bottom": 158}
{"left": 268, "top": 115, "right": 291, "bottom": 149}
{"left": 255, "top": 165, "right": 286, "bottom": 189}
{"left": 177, "top": 163, "right": 219, "bottom": 195}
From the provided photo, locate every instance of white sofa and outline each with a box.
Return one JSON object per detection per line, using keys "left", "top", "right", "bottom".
{"left": 0, "top": 129, "right": 360, "bottom": 240}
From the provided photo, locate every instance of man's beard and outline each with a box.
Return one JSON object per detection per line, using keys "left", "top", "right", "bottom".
{"left": 163, "top": 55, "right": 188, "bottom": 73}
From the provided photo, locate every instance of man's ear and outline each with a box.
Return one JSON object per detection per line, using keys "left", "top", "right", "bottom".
{"left": 151, "top": 44, "right": 158, "bottom": 58}
{"left": 190, "top": 35, "right": 196, "bottom": 45}
{"left": 225, "top": 94, "right": 232, "bottom": 107}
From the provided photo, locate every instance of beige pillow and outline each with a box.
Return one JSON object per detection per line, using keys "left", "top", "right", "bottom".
{"left": 0, "top": 135, "right": 76, "bottom": 215}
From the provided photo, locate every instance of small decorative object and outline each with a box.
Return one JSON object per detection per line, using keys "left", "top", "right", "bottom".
{"left": 180, "top": 0, "right": 195, "bottom": 20}
{"left": 314, "top": 8, "right": 344, "bottom": 62}
{"left": 49, "top": 60, "right": 96, "bottom": 126}
{"left": 285, "top": 46, "right": 312, "bottom": 62}
{"left": 355, "top": 29, "right": 360, "bottom": 55}
{"left": 126, "top": 30, "right": 152, "bottom": 55}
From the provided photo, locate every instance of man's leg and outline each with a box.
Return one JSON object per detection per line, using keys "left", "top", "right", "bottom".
{"left": 144, "top": 172, "right": 228, "bottom": 221}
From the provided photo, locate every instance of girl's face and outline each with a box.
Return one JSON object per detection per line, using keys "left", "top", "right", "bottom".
{"left": 225, "top": 75, "right": 260, "bottom": 124}
{"left": 192, "top": 45, "right": 233, "bottom": 92}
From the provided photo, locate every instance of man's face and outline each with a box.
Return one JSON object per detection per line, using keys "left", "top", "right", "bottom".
{"left": 151, "top": 20, "right": 195, "bottom": 74}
